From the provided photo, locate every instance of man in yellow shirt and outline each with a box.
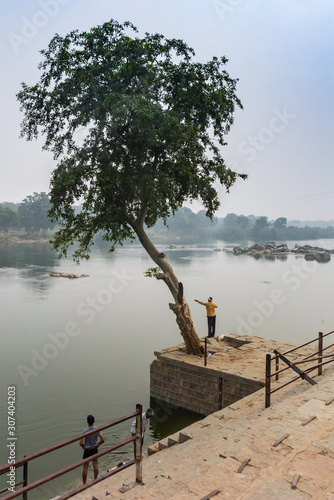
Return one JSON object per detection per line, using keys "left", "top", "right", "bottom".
{"left": 194, "top": 297, "right": 218, "bottom": 338}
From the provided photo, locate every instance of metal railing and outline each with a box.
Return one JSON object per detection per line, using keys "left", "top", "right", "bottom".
{"left": 0, "top": 404, "right": 143, "bottom": 500}
{"left": 265, "top": 331, "right": 334, "bottom": 408}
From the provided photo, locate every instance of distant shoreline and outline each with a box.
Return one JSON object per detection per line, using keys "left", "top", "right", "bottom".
{"left": 0, "top": 237, "right": 50, "bottom": 244}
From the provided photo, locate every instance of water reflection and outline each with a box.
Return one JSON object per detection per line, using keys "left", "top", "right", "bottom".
{"left": 149, "top": 397, "right": 202, "bottom": 441}
{"left": 0, "top": 242, "right": 57, "bottom": 268}
{"left": 0, "top": 242, "right": 60, "bottom": 295}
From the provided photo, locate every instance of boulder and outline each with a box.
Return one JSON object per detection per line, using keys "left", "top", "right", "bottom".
{"left": 264, "top": 242, "right": 276, "bottom": 250}
{"left": 304, "top": 252, "right": 331, "bottom": 263}
{"left": 233, "top": 246, "right": 246, "bottom": 255}
{"left": 248, "top": 243, "right": 264, "bottom": 252}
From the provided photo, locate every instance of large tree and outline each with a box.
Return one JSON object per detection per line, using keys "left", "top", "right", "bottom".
{"left": 17, "top": 20, "right": 246, "bottom": 355}
{"left": 18, "top": 192, "right": 55, "bottom": 235}
{"left": 0, "top": 206, "right": 19, "bottom": 236}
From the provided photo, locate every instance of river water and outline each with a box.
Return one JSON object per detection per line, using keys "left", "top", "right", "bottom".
{"left": 0, "top": 239, "right": 333, "bottom": 498}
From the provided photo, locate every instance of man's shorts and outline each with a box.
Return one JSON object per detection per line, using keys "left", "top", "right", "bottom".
{"left": 83, "top": 447, "right": 98, "bottom": 459}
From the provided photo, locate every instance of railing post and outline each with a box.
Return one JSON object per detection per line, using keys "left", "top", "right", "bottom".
{"left": 318, "top": 331, "right": 323, "bottom": 376}
{"left": 275, "top": 353, "right": 279, "bottom": 381}
{"left": 135, "top": 404, "right": 143, "bottom": 484}
{"left": 23, "top": 456, "right": 28, "bottom": 500}
{"left": 265, "top": 354, "right": 271, "bottom": 408}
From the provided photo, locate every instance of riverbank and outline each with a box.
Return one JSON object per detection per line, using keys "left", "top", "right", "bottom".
{"left": 62, "top": 338, "right": 334, "bottom": 499}
{"left": 0, "top": 235, "right": 50, "bottom": 244}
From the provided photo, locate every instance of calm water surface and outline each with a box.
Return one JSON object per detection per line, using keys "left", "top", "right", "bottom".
{"left": 0, "top": 239, "right": 333, "bottom": 498}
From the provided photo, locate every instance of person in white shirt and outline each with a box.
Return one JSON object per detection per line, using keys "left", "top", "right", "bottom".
{"left": 131, "top": 408, "right": 154, "bottom": 458}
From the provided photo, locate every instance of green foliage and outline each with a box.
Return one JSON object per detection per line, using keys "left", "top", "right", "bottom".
{"left": 273, "top": 217, "right": 287, "bottom": 229}
{"left": 17, "top": 19, "right": 246, "bottom": 260}
{"left": 223, "top": 213, "right": 239, "bottom": 228}
{"left": 144, "top": 266, "right": 161, "bottom": 278}
{"left": 252, "top": 216, "right": 269, "bottom": 237}
{"left": 18, "top": 192, "right": 55, "bottom": 234}
{"left": 217, "top": 213, "right": 334, "bottom": 243}
{"left": 0, "top": 206, "right": 19, "bottom": 235}
{"left": 236, "top": 215, "right": 249, "bottom": 229}
{"left": 151, "top": 207, "right": 217, "bottom": 242}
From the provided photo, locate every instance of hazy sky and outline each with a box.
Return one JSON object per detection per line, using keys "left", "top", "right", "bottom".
{"left": 1, "top": 0, "right": 333, "bottom": 220}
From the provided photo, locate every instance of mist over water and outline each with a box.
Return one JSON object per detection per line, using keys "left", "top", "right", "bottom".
{"left": 0, "top": 240, "right": 333, "bottom": 498}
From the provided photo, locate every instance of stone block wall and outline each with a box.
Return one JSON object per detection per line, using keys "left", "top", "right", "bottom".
{"left": 150, "top": 356, "right": 264, "bottom": 416}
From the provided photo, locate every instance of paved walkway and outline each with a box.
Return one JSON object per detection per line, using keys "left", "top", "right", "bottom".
{"left": 67, "top": 364, "right": 334, "bottom": 500}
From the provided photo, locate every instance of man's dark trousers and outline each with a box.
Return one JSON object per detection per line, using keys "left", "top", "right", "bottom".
{"left": 207, "top": 316, "right": 216, "bottom": 337}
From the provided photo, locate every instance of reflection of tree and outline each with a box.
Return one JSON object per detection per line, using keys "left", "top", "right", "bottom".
{"left": 0, "top": 242, "right": 57, "bottom": 268}
{"left": 0, "top": 243, "right": 58, "bottom": 295}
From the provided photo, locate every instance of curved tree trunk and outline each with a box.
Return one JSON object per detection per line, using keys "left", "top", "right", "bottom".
{"left": 130, "top": 219, "right": 204, "bottom": 356}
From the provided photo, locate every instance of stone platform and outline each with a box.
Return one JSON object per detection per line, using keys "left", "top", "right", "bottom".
{"left": 150, "top": 334, "right": 314, "bottom": 415}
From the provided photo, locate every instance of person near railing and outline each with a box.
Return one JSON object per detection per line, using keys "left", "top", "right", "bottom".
{"left": 131, "top": 408, "right": 154, "bottom": 458}
{"left": 79, "top": 414, "right": 105, "bottom": 484}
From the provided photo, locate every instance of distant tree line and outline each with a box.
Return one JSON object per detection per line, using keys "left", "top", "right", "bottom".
{"left": 147, "top": 209, "right": 334, "bottom": 243}
{"left": 219, "top": 214, "right": 334, "bottom": 242}
{"left": 0, "top": 192, "right": 55, "bottom": 237}
{"left": 1, "top": 197, "right": 334, "bottom": 243}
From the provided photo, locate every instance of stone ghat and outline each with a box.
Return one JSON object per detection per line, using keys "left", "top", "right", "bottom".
{"left": 68, "top": 350, "right": 334, "bottom": 499}
{"left": 232, "top": 242, "right": 332, "bottom": 262}
{"left": 150, "top": 334, "right": 314, "bottom": 416}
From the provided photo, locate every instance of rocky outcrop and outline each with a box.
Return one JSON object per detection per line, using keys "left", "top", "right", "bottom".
{"left": 49, "top": 272, "right": 89, "bottom": 278}
{"left": 232, "top": 242, "right": 332, "bottom": 262}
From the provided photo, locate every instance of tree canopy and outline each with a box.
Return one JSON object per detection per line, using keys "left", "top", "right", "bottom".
{"left": 18, "top": 192, "right": 55, "bottom": 235}
{"left": 17, "top": 19, "right": 246, "bottom": 354}
{"left": 17, "top": 19, "right": 246, "bottom": 259}
{"left": 0, "top": 206, "right": 18, "bottom": 235}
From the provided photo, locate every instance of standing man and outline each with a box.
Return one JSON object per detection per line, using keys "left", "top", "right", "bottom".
{"left": 130, "top": 408, "right": 154, "bottom": 458}
{"left": 195, "top": 297, "right": 218, "bottom": 337}
{"left": 80, "top": 414, "right": 105, "bottom": 484}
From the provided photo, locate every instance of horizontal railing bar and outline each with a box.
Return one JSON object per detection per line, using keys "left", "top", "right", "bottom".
{"left": 292, "top": 353, "right": 334, "bottom": 365}
{"left": 270, "top": 364, "right": 291, "bottom": 377}
{"left": 0, "top": 480, "right": 24, "bottom": 495}
{"left": 281, "top": 343, "right": 334, "bottom": 363}
{"left": 56, "top": 459, "right": 135, "bottom": 500}
{"left": 322, "top": 343, "right": 334, "bottom": 352}
{"left": 270, "top": 353, "right": 334, "bottom": 377}
{"left": 280, "top": 337, "right": 321, "bottom": 356}
{"left": 269, "top": 374, "right": 300, "bottom": 394}
{"left": 273, "top": 330, "right": 334, "bottom": 358}
{"left": 270, "top": 357, "right": 319, "bottom": 378}
{"left": 1, "top": 436, "right": 137, "bottom": 500}
{"left": 270, "top": 355, "right": 334, "bottom": 394}
{"left": 322, "top": 330, "right": 334, "bottom": 339}
{"left": 0, "top": 410, "right": 138, "bottom": 475}
{"left": 278, "top": 355, "right": 334, "bottom": 375}
{"left": 303, "top": 357, "right": 334, "bottom": 374}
